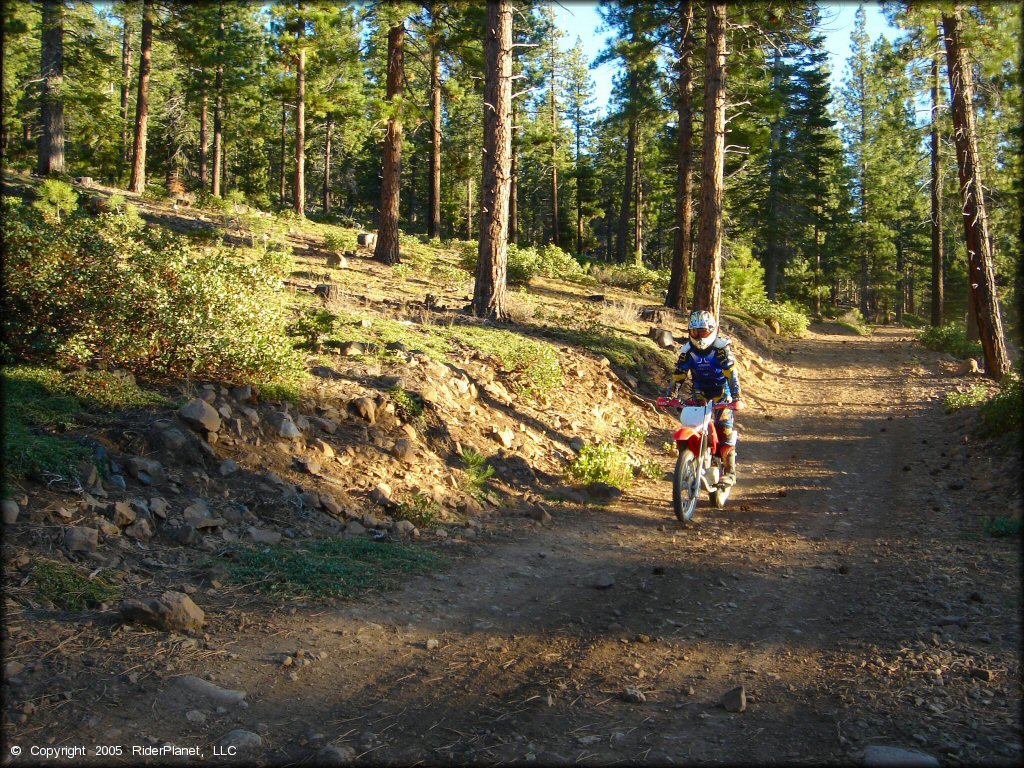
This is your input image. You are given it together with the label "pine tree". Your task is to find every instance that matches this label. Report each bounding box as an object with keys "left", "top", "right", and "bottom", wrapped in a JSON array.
[
  {"left": 128, "top": 0, "right": 154, "bottom": 193},
  {"left": 38, "top": 0, "right": 66, "bottom": 175}
]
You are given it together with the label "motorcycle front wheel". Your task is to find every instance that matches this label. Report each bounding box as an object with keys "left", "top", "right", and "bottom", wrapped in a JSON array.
[{"left": 673, "top": 447, "right": 701, "bottom": 522}]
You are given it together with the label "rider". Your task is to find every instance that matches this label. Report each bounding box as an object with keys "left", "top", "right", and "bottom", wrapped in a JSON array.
[{"left": 670, "top": 309, "right": 745, "bottom": 485}]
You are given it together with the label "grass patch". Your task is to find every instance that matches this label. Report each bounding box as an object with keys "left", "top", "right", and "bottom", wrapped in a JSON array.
[
  {"left": 389, "top": 387, "right": 424, "bottom": 423},
  {"left": 544, "top": 325, "right": 674, "bottom": 386},
  {"left": 227, "top": 538, "right": 443, "bottom": 599},
  {"left": 31, "top": 560, "right": 123, "bottom": 610},
  {"left": 943, "top": 384, "right": 990, "bottom": 413},
  {"left": 449, "top": 324, "right": 562, "bottom": 400},
  {"left": 981, "top": 516, "right": 1022, "bottom": 538}
]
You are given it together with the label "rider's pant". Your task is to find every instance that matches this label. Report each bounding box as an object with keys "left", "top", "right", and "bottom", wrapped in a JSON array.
[{"left": 716, "top": 407, "right": 737, "bottom": 447}]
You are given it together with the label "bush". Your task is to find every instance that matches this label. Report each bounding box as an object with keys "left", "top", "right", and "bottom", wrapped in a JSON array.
[
  {"left": 980, "top": 371, "right": 1022, "bottom": 435},
  {"left": 33, "top": 179, "right": 78, "bottom": 224},
  {"left": 589, "top": 263, "right": 670, "bottom": 294},
  {"left": 944, "top": 383, "right": 989, "bottom": 412},
  {"left": 289, "top": 308, "right": 337, "bottom": 350},
  {"left": 395, "top": 492, "right": 442, "bottom": 529},
  {"left": 920, "top": 322, "right": 984, "bottom": 359},
  {"left": 534, "top": 244, "right": 588, "bottom": 282},
  {"left": 457, "top": 241, "right": 538, "bottom": 285},
  {"left": 2, "top": 199, "right": 303, "bottom": 384},
  {"left": 323, "top": 229, "right": 357, "bottom": 253},
  {"left": 567, "top": 441, "right": 634, "bottom": 489},
  {"left": 454, "top": 325, "right": 562, "bottom": 399},
  {"left": 460, "top": 447, "right": 495, "bottom": 501},
  {"left": 719, "top": 244, "right": 809, "bottom": 336}
]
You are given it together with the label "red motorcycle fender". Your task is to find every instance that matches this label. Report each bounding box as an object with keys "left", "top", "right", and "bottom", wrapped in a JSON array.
[{"left": 673, "top": 427, "right": 695, "bottom": 442}]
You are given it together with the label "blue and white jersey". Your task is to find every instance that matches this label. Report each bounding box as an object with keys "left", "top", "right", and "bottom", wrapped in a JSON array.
[{"left": 673, "top": 336, "right": 741, "bottom": 400}]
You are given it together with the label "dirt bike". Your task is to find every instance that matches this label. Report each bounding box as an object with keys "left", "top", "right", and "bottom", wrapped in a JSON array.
[{"left": 655, "top": 397, "right": 740, "bottom": 522}]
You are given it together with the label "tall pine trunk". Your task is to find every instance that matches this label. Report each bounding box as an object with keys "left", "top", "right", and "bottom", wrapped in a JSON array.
[
  {"left": 38, "top": 0, "right": 65, "bottom": 176},
  {"left": 509, "top": 98, "right": 519, "bottom": 244},
  {"left": 279, "top": 97, "right": 287, "bottom": 205},
  {"left": 120, "top": 16, "right": 131, "bottom": 175},
  {"left": 549, "top": 36, "right": 560, "bottom": 248},
  {"left": 692, "top": 0, "right": 727, "bottom": 319},
  {"left": 294, "top": 15, "right": 306, "bottom": 217},
  {"left": 199, "top": 91, "right": 208, "bottom": 190},
  {"left": 616, "top": 113, "right": 637, "bottom": 263},
  {"left": 466, "top": 174, "right": 473, "bottom": 240},
  {"left": 212, "top": 0, "right": 224, "bottom": 197},
  {"left": 941, "top": 8, "right": 1010, "bottom": 380},
  {"left": 473, "top": 0, "right": 513, "bottom": 321},
  {"left": 633, "top": 148, "right": 643, "bottom": 266},
  {"left": 929, "top": 19, "right": 944, "bottom": 327},
  {"left": 428, "top": 30, "right": 443, "bottom": 239},
  {"left": 128, "top": 0, "right": 154, "bottom": 194},
  {"left": 666, "top": 0, "right": 695, "bottom": 310},
  {"left": 323, "top": 115, "right": 333, "bottom": 215},
  {"left": 764, "top": 52, "right": 784, "bottom": 300},
  {"left": 374, "top": 21, "right": 405, "bottom": 265}
]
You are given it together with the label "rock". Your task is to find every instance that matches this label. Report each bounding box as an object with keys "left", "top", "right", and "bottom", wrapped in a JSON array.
[
  {"left": 348, "top": 397, "right": 376, "bottom": 424},
  {"left": 126, "top": 457, "right": 167, "bottom": 486},
  {"left": 648, "top": 328, "right": 676, "bottom": 349},
  {"left": 216, "top": 729, "right": 262, "bottom": 753},
  {"left": 722, "top": 686, "right": 746, "bottom": 713},
  {"left": 119, "top": 591, "right": 205, "bottom": 632},
  {"left": 621, "top": 687, "right": 646, "bottom": 703},
  {"left": 310, "top": 416, "right": 338, "bottom": 434},
  {"left": 265, "top": 412, "right": 302, "bottom": 440},
  {"left": 320, "top": 493, "right": 342, "bottom": 516},
  {"left": 108, "top": 474, "right": 127, "bottom": 491},
  {"left": 969, "top": 667, "right": 995, "bottom": 682},
  {"left": 178, "top": 399, "right": 222, "bottom": 434},
  {"left": 169, "top": 524, "right": 198, "bottom": 545},
  {"left": 527, "top": 504, "right": 552, "bottom": 525},
  {"left": 370, "top": 483, "right": 396, "bottom": 509},
  {"left": 105, "top": 501, "right": 136, "bottom": 527},
  {"left": 248, "top": 527, "right": 282, "bottom": 546},
  {"left": 314, "top": 283, "right": 339, "bottom": 302},
  {"left": 185, "top": 710, "right": 207, "bottom": 725},
  {"left": 591, "top": 573, "right": 615, "bottom": 590},
  {"left": 862, "top": 746, "right": 940, "bottom": 767},
  {"left": 568, "top": 437, "right": 585, "bottom": 454},
  {"left": 125, "top": 518, "right": 153, "bottom": 542},
  {"left": 311, "top": 365, "right": 342, "bottom": 380},
  {"left": 5, "top": 660, "right": 26, "bottom": 680},
  {"left": 357, "top": 232, "right": 377, "bottom": 248},
  {"left": 293, "top": 457, "right": 321, "bottom": 476},
  {"left": 386, "top": 341, "right": 408, "bottom": 352},
  {"left": 299, "top": 492, "right": 321, "bottom": 509},
  {"left": 218, "top": 459, "right": 240, "bottom": 477},
  {"left": 96, "top": 518, "right": 120, "bottom": 536},
  {"left": 394, "top": 520, "right": 416, "bottom": 537},
  {"left": 391, "top": 438, "right": 415, "bottom": 463},
  {"left": 492, "top": 427, "right": 516, "bottom": 449},
  {"left": 231, "top": 385, "right": 254, "bottom": 403},
  {"left": 426, "top": 638, "right": 440, "bottom": 651},
  {"left": 768, "top": 318, "right": 782, "bottom": 335},
  {"left": 316, "top": 745, "right": 357, "bottom": 765},
  {"left": 77, "top": 461, "right": 99, "bottom": 488},
  {"left": 325, "top": 253, "right": 347, "bottom": 269},
  {"left": 587, "top": 294, "right": 606, "bottom": 302},
  {"left": 956, "top": 358, "right": 980, "bottom": 375},
  {"left": 587, "top": 482, "right": 623, "bottom": 502},
  {"left": 64, "top": 526, "right": 99, "bottom": 553},
  {"left": 151, "top": 426, "right": 190, "bottom": 453},
  {"left": 346, "top": 521, "right": 367, "bottom": 536},
  {"left": 183, "top": 503, "right": 222, "bottom": 529},
  {"left": 309, "top": 438, "right": 335, "bottom": 458},
  {"left": 2, "top": 499, "right": 19, "bottom": 525},
  {"left": 339, "top": 341, "right": 365, "bottom": 357}
]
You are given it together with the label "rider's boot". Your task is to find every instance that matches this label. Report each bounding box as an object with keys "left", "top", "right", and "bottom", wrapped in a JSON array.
[{"left": 720, "top": 445, "right": 737, "bottom": 486}]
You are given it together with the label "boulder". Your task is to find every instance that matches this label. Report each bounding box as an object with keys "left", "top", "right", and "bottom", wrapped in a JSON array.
[
  {"left": 247, "top": 527, "right": 282, "bottom": 546},
  {"left": 357, "top": 232, "right": 377, "bottom": 248},
  {"left": 126, "top": 456, "right": 167, "bottom": 485},
  {"left": 2, "top": 499, "right": 19, "bottom": 525},
  {"left": 105, "top": 501, "right": 136, "bottom": 527},
  {"left": 169, "top": 675, "right": 246, "bottom": 705},
  {"left": 569, "top": 437, "right": 585, "bottom": 454},
  {"left": 492, "top": 427, "right": 516, "bottom": 449},
  {"left": 722, "top": 686, "right": 746, "bottom": 713},
  {"left": 216, "top": 730, "right": 262, "bottom": 753},
  {"left": 648, "top": 327, "right": 676, "bottom": 349},
  {"left": 178, "top": 399, "right": 222, "bottom": 434},
  {"left": 118, "top": 591, "right": 205, "bottom": 632},
  {"left": 348, "top": 397, "right": 376, "bottom": 424},
  {"left": 230, "top": 385, "right": 254, "bottom": 403},
  {"left": 149, "top": 497, "right": 168, "bottom": 519},
  {"left": 957, "top": 358, "right": 980, "bottom": 375},
  {"left": 314, "top": 283, "right": 339, "bottom": 302},
  {"left": 311, "top": 365, "right": 342, "bottom": 380},
  {"left": 218, "top": 459, "right": 240, "bottom": 477},
  {"left": 124, "top": 518, "right": 153, "bottom": 542},
  {"left": 325, "top": 253, "right": 348, "bottom": 269},
  {"left": 391, "top": 439, "right": 415, "bottom": 463},
  {"left": 265, "top": 412, "right": 302, "bottom": 440},
  {"left": 320, "top": 493, "right": 343, "bottom": 516},
  {"left": 310, "top": 416, "right": 338, "bottom": 434}
]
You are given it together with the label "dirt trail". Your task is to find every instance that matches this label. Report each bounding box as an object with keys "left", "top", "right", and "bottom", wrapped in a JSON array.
[{"left": 10, "top": 326, "right": 1022, "bottom": 765}]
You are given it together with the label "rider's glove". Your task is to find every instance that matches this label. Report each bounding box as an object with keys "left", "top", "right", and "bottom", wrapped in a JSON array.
[
  {"left": 672, "top": 373, "right": 687, "bottom": 383},
  {"left": 733, "top": 398, "right": 746, "bottom": 412}
]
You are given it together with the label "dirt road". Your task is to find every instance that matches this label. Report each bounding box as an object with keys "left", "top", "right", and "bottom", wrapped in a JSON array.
[{"left": 10, "top": 326, "right": 1021, "bottom": 766}]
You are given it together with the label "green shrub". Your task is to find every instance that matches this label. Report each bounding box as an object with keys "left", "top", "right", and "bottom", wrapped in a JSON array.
[
  {"left": 979, "top": 371, "right": 1022, "bottom": 435},
  {"left": 3, "top": 199, "right": 303, "bottom": 384},
  {"left": 227, "top": 538, "right": 443, "bottom": 599},
  {"left": 589, "top": 263, "right": 670, "bottom": 294},
  {"left": 618, "top": 418, "right": 648, "bottom": 450},
  {"left": 457, "top": 241, "right": 538, "bottom": 285},
  {"left": 636, "top": 459, "right": 663, "bottom": 480},
  {"left": 32, "top": 560, "right": 123, "bottom": 610},
  {"left": 289, "top": 308, "right": 337, "bottom": 350},
  {"left": 721, "top": 243, "right": 766, "bottom": 308},
  {"left": 981, "top": 515, "right": 1022, "bottom": 538},
  {"left": 460, "top": 446, "right": 495, "bottom": 500},
  {"left": 920, "top": 322, "right": 984, "bottom": 359},
  {"left": 393, "top": 263, "right": 413, "bottom": 280},
  {"left": 323, "top": 230, "right": 357, "bottom": 253},
  {"left": 33, "top": 179, "right": 78, "bottom": 224},
  {"left": 567, "top": 441, "right": 634, "bottom": 489},
  {"left": 389, "top": 387, "right": 424, "bottom": 423},
  {"left": 534, "top": 244, "right": 588, "bottom": 281},
  {"left": 430, "top": 263, "right": 467, "bottom": 292},
  {"left": 944, "top": 384, "right": 989, "bottom": 412},
  {"left": 395, "top": 492, "right": 442, "bottom": 529},
  {"left": 900, "top": 312, "right": 928, "bottom": 328}
]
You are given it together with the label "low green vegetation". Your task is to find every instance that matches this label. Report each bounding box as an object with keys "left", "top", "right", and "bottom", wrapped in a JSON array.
[
  {"left": 617, "top": 418, "right": 648, "bottom": 450},
  {"left": 589, "top": 263, "right": 669, "bottom": 294},
  {"left": 981, "top": 515, "right": 1022, "bottom": 538},
  {"left": 979, "top": 371, "right": 1022, "bottom": 436},
  {"left": 452, "top": 325, "right": 562, "bottom": 400},
  {"left": 289, "top": 307, "right": 338, "bottom": 351},
  {"left": 31, "top": 560, "right": 123, "bottom": 610},
  {"left": 457, "top": 241, "right": 589, "bottom": 285},
  {"left": 544, "top": 325, "right": 674, "bottom": 387},
  {"left": 389, "top": 387, "right": 424, "bottom": 423},
  {"left": 460, "top": 446, "right": 495, "bottom": 501},
  {"left": 3, "top": 199, "right": 304, "bottom": 387},
  {"left": 721, "top": 245, "right": 810, "bottom": 336},
  {"left": 394, "top": 492, "right": 443, "bottom": 530},
  {"left": 920, "top": 321, "right": 984, "bottom": 359},
  {"left": 32, "top": 178, "right": 78, "bottom": 224},
  {"left": 3, "top": 365, "right": 167, "bottom": 483},
  {"left": 567, "top": 441, "right": 635, "bottom": 489},
  {"left": 227, "top": 538, "right": 443, "bottom": 599},
  {"left": 943, "top": 383, "right": 990, "bottom": 413}
]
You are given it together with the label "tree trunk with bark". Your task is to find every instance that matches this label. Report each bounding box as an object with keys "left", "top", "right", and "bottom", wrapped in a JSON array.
[
  {"left": 509, "top": 98, "right": 519, "bottom": 245},
  {"left": 941, "top": 8, "right": 1010, "bottom": 380},
  {"left": 764, "top": 51, "right": 784, "bottom": 300},
  {"left": 38, "top": 0, "right": 65, "bottom": 176},
  {"left": 929, "top": 19, "right": 944, "bottom": 327},
  {"left": 294, "top": 15, "right": 306, "bottom": 217},
  {"left": 666, "top": 0, "right": 695, "bottom": 310},
  {"left": 279, "top": 99, "right": 287, "bottom": 205},
  {"left": 549, "top": 38, "right": 560, "bottom": 248},
  {"left": 199, "top": 91, "right": 208, "bottom": 190},
  {"left": 633, "top": 148, "right": 643, "bottom": 266},
  {"left": 374, "top": 21, "right": 405, "bottom": 265},
  {"left": 120, "top": 16, "right": 131, "bottom": 175},
  {"left": 429, "top": 34, "right": 443, "bottom": 239},
  {"left": 323, "top": 115, "right": 333, "bottom": 214},
  {"left": 466, "top": 174, "right": 473, "bottom": 240},
  {"left": 473, "top": 0, "right": 513, "bottom": 321},
  {"left": 128, "top": 0, "right": 154, "bottom": 193},
  {"left": 616, "top": 113, "right": 637, "bottom": 263},
  {"left": 212, "top": 0, "right": 224, "bottom": 197},
  {"left": 692, "top": 0, "right": 727, "bottom": 319}
]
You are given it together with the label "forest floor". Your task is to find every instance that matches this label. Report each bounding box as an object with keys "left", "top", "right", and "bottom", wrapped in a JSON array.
[{"left": 2, "top": 181, "right": 1022, "bottom": 766}]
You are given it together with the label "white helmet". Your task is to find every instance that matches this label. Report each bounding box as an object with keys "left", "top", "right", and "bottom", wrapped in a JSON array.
[{"left": 687, "top": 310, "right": 718, "bottom": 351}]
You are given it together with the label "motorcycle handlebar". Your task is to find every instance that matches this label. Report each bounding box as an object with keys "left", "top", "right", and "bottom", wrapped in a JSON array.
[{"left": 655, "top": 396, "right": 739, "bottom": 411}]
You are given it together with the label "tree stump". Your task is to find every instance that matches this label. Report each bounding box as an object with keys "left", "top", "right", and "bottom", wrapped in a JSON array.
[
  {"left": 357, "top": 233, "right": 377, "bottom": 249},
  {"left": 641, "top": 306, "right": 669, "bottom": 323},
  {"left": 314, "top": 284, "right": 339, "bottom": 302}
]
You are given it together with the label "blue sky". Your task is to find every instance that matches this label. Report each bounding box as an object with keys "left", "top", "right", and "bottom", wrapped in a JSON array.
[{"left": 551, "top": 1, "right": 899, "bottom": 118}]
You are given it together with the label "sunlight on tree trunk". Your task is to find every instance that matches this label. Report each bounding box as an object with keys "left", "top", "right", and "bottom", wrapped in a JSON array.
[
  {"left": 666, "top": 0, "right": 695, "bottom": 311},
  {"left": 128, "top": 0, "right": 154, "bottom": 194},
  {"left": 374, "top": 21, "right": 405, "bottom": 265}
]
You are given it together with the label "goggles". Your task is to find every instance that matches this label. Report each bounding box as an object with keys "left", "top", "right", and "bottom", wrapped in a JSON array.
[{"left": 688, "top": 327, "right": 714, "bottom": 339}]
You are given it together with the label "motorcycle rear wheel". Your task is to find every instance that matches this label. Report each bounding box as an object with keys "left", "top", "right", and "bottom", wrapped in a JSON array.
[{"left": 673, "top": 448, "right": 700, "bottom": 522}]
